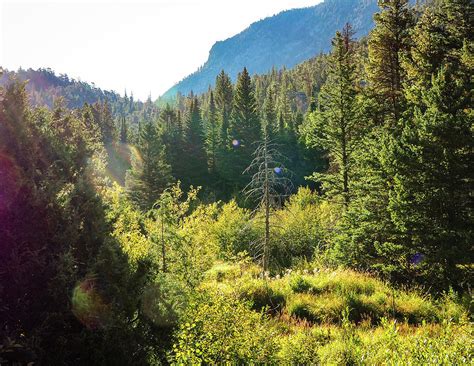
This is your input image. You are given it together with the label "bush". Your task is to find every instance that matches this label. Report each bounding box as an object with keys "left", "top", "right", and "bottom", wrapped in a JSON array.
[
  {"left": 269, "top": 188, "right": 332, "bottom": 269},
  {"left": 210, "top": 200, "right": 259, "bottom": 258},
  {"left": 170, "top": 293, "right": 279, "bottom": 365},
  {"left": 359, "top": 319, "right": 473, "bottom": 364}
]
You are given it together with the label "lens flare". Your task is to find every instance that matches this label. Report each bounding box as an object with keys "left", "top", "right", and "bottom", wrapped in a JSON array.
[
  {"left": 410, "top": 253, "right": 424, "bottom": 266},
  {"left": 102, "top": 143, "right": 138, "bottom": 185},
  {"left": 72, "top": 278, "right": 110, "bottom": 330},
  {"left": 141, "top": 275, "right": 186, "bottom": 328}
]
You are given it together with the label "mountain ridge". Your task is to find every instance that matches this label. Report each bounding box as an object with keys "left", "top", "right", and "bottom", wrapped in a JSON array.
[{"left": 161, "top": 0, "right": 379, "bottom": 99}]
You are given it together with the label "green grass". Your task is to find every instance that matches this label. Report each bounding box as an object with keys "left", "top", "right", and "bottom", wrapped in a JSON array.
[
  {"left": 172, "top": 262, "right": 472, "bottom": 365},
  {"left": 202, "top": 263, "right": 468, "bottom": 326}
]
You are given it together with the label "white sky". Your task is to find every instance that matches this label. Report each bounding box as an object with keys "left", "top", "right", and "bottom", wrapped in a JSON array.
[{"left": 1, "top": 0, "right": 322, "bottom": 100}]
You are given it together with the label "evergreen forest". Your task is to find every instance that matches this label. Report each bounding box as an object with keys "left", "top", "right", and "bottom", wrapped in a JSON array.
[{"left": 0, "top": 0, "right": 472, "bottom": 364}]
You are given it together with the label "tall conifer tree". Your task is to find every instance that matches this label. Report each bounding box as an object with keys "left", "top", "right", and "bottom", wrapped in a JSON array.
[
  {"left": 126, "top": 121, "right": 172, "bottom": 210},
  {"left": 303, "top": 24, "right": 363, "bottom": 207},
  {"left": 368, "top": 0, "right": 413, "bottom": 125},
  {"left": 228, "top": 67, "right": 261, "bottom": 188}
]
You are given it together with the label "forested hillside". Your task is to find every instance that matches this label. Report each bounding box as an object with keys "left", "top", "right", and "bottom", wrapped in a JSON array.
[
  {"left": 0, "top": 67, "right": 156, "bottom": 119},
  {"left": 0, "top": 0, "right": 472, "bottom": 364},
  {"left": 161, "top": 0, "right": 379, "bottom": 98}
]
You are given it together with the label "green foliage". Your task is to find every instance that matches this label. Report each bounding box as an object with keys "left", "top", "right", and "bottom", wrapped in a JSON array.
[
  {"left": 302, "top": 24, "right": 365, "bottom": 206},
  {"left": 270, "top": 188, "right": 337, "bottom": 268},
  {"left": 227, "top": 67, "right": 261, "bottom": 187},
  {"left": 170, "top": 293, "right": 279, "bottom": 365},
  {"left": 209, "top": 200, "right": 258, "bottom": 257},
  {"left": 187, "top": 263, "right": 472, "bottom": 364},
  {"left": 367, "top": 0, "right": 413, "bottom": 124},
  {"left": 290, "top": 275, "right": 313, "bottom": 293},
  {"left": 237, "top": 279, "right": 286, "bottom": 312},
  {"left": 126, "top": 121, "right": 173, "bottom": 210},
  {"left": 182, "top": 97, "right": 208, "bottom": 188},
  {"left": 2, "top": 0, "right": 472, "bottom": 363}
]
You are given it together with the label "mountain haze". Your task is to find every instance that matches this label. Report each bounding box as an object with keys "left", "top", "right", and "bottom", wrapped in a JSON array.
[{"left": 162, "top": 0, "right": 379, "bottom": 99}]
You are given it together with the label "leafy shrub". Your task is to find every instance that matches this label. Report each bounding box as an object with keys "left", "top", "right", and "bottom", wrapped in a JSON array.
[
  {"left": 359, "top": 319, "right": 473, "bottom": 364},
  {"left": 210, "top": 200, "right": 258, "bottom": 258},
  {"left": 269, "top": 188, "right": 333, "bottom": 269},
  {"left": 140, "top": 273, "right": 189, "bottom": 328},
  {"left": 170, "top": 293, "right": 279, "bottom": 365},
  {"left": 318, "top": 307, "right": 362, "bottom": 365}
]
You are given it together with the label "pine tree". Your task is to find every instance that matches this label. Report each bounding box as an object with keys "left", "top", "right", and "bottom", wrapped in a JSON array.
[
  {"left": 277, "top": 73, "right": 293, "bottom": 133},
  {"left": 120, "top": 116, "right": 128, "bottom": 143},
  {"left": 205, "top": 91, "right": 220, "bottom": 175},
  {"left": 126, "top": 121, "right": 173, "bottom": 210},
  {"left": 215, "top": 70, "right": 233, "bottom": 113},
  {"left": 303, "top": 24, "right": 364, "bottom": 207},
  {"left": 228, "top": 67, "right": 261, "bottom": 188},
  {"left": 98, "top": 100, "right": 116, "bottom": 144},
  {"left": 367, "top": 0, "right": 414, "bottom": 125},
  {"left": 263, "top": 87, "right": 277, "bottom": 139},
  {"left": 214, "top": 70, "right": 233, "bottom": 148},
  {"left": 381, "top": 0, "right": 474, "bottom": 288},
  {"left": 183, "top": 97, "right": 208, "bottom": 187}
]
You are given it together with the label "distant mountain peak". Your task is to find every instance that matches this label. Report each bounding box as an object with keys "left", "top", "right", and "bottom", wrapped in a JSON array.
[{"left": 161, "top": 0, "right": 378, "bottom": 100}]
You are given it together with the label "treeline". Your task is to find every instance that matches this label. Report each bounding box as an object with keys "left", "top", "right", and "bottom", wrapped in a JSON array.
[{"left": 142, "top": 62, "right": 328, "bottom": 204}]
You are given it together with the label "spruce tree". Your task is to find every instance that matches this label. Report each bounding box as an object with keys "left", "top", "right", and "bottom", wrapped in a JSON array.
[
  {"left": 263, "top": 87, "right": 277, "bottom": 139},
  {"left": 126, "top": 121, "right": 173, "bottom": 210},
  {"left": 228, "top": 67, "right": 261, "bottom": 188},
  {"left": 215, "top": 70, "right": 233, "bottom": 114},
  {"left": 381, "top": 0, "right": 474, "bottom": 288},
  {"left": 183, "top": 97, "right": 208, "bottom": 187},
  {"left": 303, "top": 24, "right": 364, "bottom": 207},
  {"left": 205, "top": 91, "right": 220, "bottom": 175},
  {"left": 98, "top": 100, "right": 116, "bottom": 144},
  {"left": 214, "top": 70, "right": 233, "bottom": 148},
  {"left": 367, "top": 0, "right": 414, "bottom": 125},
  {"left": 120, "top": 116, "right": 128, "bottom": 144}
]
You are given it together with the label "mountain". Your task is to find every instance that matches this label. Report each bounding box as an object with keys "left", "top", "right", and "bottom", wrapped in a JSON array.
[
  {"left": 0, "top": 67, "right": 154, "bottom": 119},
  {"left": 161, "top": 0, "right": 379, "bottom": 99},
  {"left": 0, "top": 68, "right": 125, "bottom": 110}
]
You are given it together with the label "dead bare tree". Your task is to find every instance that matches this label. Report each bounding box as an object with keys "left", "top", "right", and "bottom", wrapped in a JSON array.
[{"left": 243, "top": 131, "right": 293, "bottom": 272}]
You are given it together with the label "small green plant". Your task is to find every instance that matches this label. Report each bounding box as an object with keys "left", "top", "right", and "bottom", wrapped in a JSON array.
[
  {"left": 290, "top": 275, "right": 313, "bottom": 293},
  {"left": 238, "top": 279, "right": 286, "bottom": 312}
]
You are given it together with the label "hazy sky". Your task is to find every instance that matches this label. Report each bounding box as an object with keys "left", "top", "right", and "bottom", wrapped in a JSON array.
[{"left": 1, "top": 0, "right": 322, "bottom": 100}]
